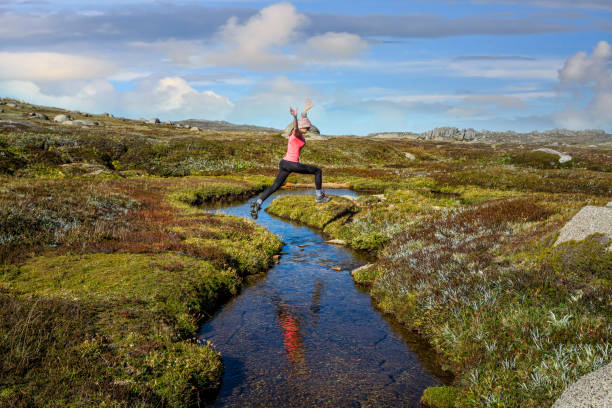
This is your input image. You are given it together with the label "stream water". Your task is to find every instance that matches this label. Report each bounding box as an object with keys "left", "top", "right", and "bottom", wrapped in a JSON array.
[{"left": 197, "top": 189, "right": 447, "bottom": 407}]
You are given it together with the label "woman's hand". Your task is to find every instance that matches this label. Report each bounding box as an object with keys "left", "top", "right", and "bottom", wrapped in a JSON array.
[
  {"left": 289, "top": 107, "right": 298, "bottom": 117},
  {"left": 304, "top": 99, "right": 313, "bottom": 112}
]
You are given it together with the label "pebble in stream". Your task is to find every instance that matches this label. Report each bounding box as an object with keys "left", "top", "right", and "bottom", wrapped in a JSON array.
[{"left": 198, "top": 189, "right": 445, "bottom": 407}]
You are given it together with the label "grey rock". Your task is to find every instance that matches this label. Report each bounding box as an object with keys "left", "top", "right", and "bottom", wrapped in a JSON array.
[
  {"left": 421, "top": 127, "right": 477, "bottom": 141},
  {"left": 146, "top": 118, "right": 161, "bottom": 124},
  {"left": 29, "top": 112, "right": 49, "bottom": 120},
  {"left": 551, "top": 362, "right": 611, "bottom": 408},
  {"left": 554, "top": 205, "right": 612, "bottom": 250},
  {"left": 607, "top": 202, "right": 612, "bottom": 208},
  {"left": 103, "top": 113, "right": 114, "bottom": 118},
  {"left": 533, "top": 148, "right": 572, "bottom": 163},
  {"left": 0, "top": 109, "right": 3, "bottom": 113},
  {"left": 190, "top": 126, "right": 200, "bottom": 131},
  {"left": 404, "top": 152, "right": 416, "bottom": 160},
  {"left": 281, "top": 122, "right": 328, "bottom": 140},
  {"left": 368, "top": 128, "right": 612, "bottom": 147},
  {"left": 53, "top": 114, "right": 72, "bottom": 123},
  {"left": 325, "top": 239, "right": 347, "bottom": 245},
  {"left": 177, "top": 119, "right": 279, "bottom": 133},
  {"left": 6, "top": 103, "right": 17, "bottom": 108},
  {"left": 71, "top": 120, "right": 99, "bottom": 126},
  {"left": 0, "top": 101, "right": 5, "bottom": 105}
]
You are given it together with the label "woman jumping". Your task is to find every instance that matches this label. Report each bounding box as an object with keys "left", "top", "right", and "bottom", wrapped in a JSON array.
[{"left": 250, "top": 99, "right": 331, "bottom": 220}]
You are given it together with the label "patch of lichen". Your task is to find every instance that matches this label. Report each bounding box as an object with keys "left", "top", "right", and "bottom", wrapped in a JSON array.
[{"left": 421, "top": 386, "right": 458, "bottom": 408}]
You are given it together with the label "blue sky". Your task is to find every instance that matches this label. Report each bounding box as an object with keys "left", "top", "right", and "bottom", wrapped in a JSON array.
[{"left": 0, "top": 0, "right": 610, "bottom": 135}]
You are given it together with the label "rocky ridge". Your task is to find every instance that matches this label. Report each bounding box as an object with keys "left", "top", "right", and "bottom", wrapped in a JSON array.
[{"left": 369, "top": 127, "right": 612, "bottom": 146}]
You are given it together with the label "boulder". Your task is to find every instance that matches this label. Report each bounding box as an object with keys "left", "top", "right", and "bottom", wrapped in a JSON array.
[
  {"left": 404, "top": 152, "right": 416, "bottom": 160},
  {"left": 281, "top": 122, "right": 328, "bottom": 140},
  {"left": 190, "top": 126, "right": 200, "bottom": 131},
  {"left": 325, "top": 239, "right": 347, "bottom": 245},
  {"left": 0, "top": 109, "right": 3, "bottom": 113},
  {"left": 551, "top": 362, "right": 611, "bottom": 408},
  {"left": 53, "top": 114, "right": 72, "bottom": 123},
  {"left": 6, "top": 103, "right": 17, "bottom": 108},
  {"left": 103, "top": 113, "right": 114, "bottom": 118},
  {"left": 71, "top": 120, "right": 99, "bottom": 126},
  {"left": 146, "top": 118, "right": 161, "bottom": 124},
  {"left": 555, "top": 205, "right": 612, "bottom": 250},
  {"left": 29, "top": 112, "right": 49, "bottom": 120},
  {"left": 533, "top": 148, "right": 572, "bottom": 163}
]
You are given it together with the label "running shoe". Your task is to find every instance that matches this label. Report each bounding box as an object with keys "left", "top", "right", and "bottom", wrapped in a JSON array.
[
  {"left": 249, "top": 201, "right": 261, "bottom": 219},
  {"left": 315, "top": 193, "right": 331, "bottom": 203}
]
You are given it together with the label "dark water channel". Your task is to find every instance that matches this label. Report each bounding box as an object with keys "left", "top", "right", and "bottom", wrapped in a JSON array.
[{"left": 197, "top": 189, "right": 447, "bottom": 407}]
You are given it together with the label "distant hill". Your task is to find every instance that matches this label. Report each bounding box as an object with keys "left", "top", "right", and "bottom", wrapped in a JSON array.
[
  {"left": 369, "top": 127, "right": 612, "bottom": 147},
  {"left": 176, "top": 119, "right": 280, "bottom": 133}
]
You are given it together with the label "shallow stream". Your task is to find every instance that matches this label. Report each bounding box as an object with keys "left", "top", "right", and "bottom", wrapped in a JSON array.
[{"left": 198, "top": 189, "right": 448, "bottom": 407}]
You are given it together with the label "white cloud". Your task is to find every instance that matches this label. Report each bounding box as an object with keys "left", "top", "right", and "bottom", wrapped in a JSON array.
[
  {"left": 0, "top": 52, "right": 117, "bottom": 81},
  {"left": 0, "top": 76, "right": 233, "bottom": 120},
  {"left": 200, "top": 2, "right": 308, "bottom": 70},
  {"left": 553, "top": 41, "right": 612, "bottom": 129},
  {"left": 122, "top": 76, "right": 233, "bottom": 118},
  {"left": 302, "top": 32, "right": 368, "bottom": 60},
  {"left": 558, "top": 40, "right": 611, "bottom": 88}
]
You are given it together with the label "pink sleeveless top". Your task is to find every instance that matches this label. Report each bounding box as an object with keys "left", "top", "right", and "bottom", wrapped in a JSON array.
[{"left": 283, "top": 130, "right": 305, "bottom": 162}]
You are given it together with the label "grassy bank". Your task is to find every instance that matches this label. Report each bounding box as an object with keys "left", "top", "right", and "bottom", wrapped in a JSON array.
[
  {"left": 0, "top": 175, "right": 282, "bottom": 407},
  {"left": 267, "top": 188, "right": 611, "bottom": 407},
  {"left": 2, "top": 98, "right": 611, "bottom": 407}
]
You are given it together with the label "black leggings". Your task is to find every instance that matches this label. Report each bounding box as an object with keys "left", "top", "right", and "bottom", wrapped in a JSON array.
[{"left": 259, "top": 159, "right": 322, "bottom": 202}]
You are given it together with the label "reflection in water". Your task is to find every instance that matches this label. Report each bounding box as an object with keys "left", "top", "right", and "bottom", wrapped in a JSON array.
[
  {"left": 274, "top": 280, "right": 324, "bottom": 366},
  {"left": 277, "top": 303, "right": 305, "bottom": 364},
  {"left": 198, "top": 190, "right": 447, "bottom": 407}
]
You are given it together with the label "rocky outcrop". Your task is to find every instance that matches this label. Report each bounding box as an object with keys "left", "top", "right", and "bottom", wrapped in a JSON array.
[
  {"left": 176, "top": 119, "right": 279, "bottom": 133},
  {"left": 146, "top": 118, "right": 161, "bottom": 124},
  {"left": 369, "top": 128, "right": 612, "bottom": 146},
  {"left": 29, "top": 112, "right": 49, "bottom": 120},
  {"left": 551, "top": 362, "right": 611, "bottom": 408},
  {"left": 70, "top": 120, "right": 99, "bottom": 126},
  {"left": 53, "top": 114, "right": 72, "bottom": 123},
  {"left": 555, "top": 205, "right": 612, "bottom": 250},
  {"left": 281, "top": 122, "right": 328, "bottom": 140}
]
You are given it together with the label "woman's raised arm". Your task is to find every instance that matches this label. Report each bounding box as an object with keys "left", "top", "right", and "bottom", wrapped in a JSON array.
[{"left": 289, "top": 106, "right": 301, "bottom": 138}]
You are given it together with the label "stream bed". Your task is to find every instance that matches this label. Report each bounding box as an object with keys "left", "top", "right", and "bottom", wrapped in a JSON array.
[{"left": 198, "top": 189, "right": 448, "bottom": 407}]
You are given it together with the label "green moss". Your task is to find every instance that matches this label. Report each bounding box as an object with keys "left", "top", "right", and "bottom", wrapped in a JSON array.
[
  {"left": 145, "top": 339, "right": 223, "bottom": 408},
  {"left": 351, "top": 264, "right": 379, "bottom": 285},
  {"left": 507, "top": 150, "right": 573, "bottom": 169},
  {"left": 266, "top": 195, "right": 356, "bottom": 229},
  {"left": 542, "top": 233, "right": 612, "bottom": 286},
  {"left": 7, "top": 252, "right": 240, "bottom": 332},
  {"left": 421, "top": 386, "right": 458, "bottom": 408}
]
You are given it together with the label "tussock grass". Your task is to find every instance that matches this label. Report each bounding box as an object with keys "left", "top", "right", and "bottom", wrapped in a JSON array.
[{"left": 1, "top": 169, "right": 282, "bottom": 406}]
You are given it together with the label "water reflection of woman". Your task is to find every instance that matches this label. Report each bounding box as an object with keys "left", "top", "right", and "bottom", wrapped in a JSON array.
[
  {"left": 277, "top": 305, "right": 305, "bottom": 364},
  {"left": 275, "top": 280, "right": 324, "bottom": 365}
]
